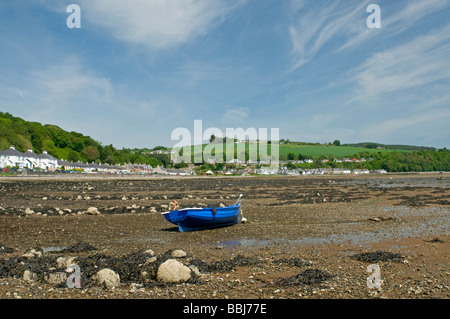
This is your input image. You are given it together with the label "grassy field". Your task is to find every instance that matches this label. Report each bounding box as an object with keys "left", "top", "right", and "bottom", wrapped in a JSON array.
[
  {"left": 179, "top": 142, "right": 412, "bottom": 160},
  {"left": 278, "top": 144, "right": 411, "bottom": 158}
]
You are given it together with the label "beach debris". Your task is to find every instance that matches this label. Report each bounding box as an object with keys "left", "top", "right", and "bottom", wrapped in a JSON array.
[{"left": 369, "top": 216, "right": 395, "bottom": 222}]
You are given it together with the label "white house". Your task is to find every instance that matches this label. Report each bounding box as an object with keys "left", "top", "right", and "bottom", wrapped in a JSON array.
[
  {"left": 0, "top": 150, "right": 8, "bottom": 168},
  {"left": 0, "top": 146, "right": 58, "bottom": 170},
  {"left": 37, "top": 150, "right": 58, "bottom": 169}
]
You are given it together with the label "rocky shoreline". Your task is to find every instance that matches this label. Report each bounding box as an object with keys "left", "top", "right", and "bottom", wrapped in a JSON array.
[{"left": 0, "top": 174, "right": 449, "bottom": 300}]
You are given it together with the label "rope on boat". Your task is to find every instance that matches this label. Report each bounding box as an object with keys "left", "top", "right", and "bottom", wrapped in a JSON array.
[{"left": 169, "top": 200, "right": 179, "bottom": 211}]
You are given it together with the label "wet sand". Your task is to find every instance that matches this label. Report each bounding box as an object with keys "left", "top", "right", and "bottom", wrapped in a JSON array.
[{"left": 0, "top": 173, "right": 449, "bottom": 299}]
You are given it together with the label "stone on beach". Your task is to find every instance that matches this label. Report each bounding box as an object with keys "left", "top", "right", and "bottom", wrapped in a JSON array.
[
  {"left": 95, "top": 268, "right": 120, "bottom": 289},
  {"left": 23, "top": 270, "right": 38, "bottom": 282},
  {"left": 85, "top": 207, "right": 100, "bottom": 215},
  {"left": 46, "top": 272, "right": 67, "bottom": 286},
  {"left": 171, "top": 249, "right": 187, "bottom": 258},
  {"left": 157, "top": 259, "right": 192, "bottom": 283},
  {"left": 56, "top": 256, "right": 77, "bottom": 268},
  {"left": 22, "top": 248, "right": 42, "bottom": 258}
]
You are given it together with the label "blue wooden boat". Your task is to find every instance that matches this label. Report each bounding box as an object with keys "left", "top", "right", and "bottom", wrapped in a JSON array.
[{"left": 162, "top": 195, "right": 242, "bottom": 232}]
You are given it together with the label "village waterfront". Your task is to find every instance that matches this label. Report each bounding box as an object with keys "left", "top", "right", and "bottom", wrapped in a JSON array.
[{"left": 0, "top": 173, "right": 448, "bottom": 299}]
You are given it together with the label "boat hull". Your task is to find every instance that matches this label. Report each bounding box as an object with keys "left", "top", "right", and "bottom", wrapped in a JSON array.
[{"left": 162, "top": 204, "right": 241, "bottom": 232}]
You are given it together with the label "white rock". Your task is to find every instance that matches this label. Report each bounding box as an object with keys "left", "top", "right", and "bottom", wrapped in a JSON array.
[
  {"left": 85, "top": 207, "right": 100, "bottom": 215},
  {"left": 189, "top": 265, "right": 202, "bottom": 276},
  {"left": 25, "top": 208, "right": 35, "bottom": 215},
  {"left": 171, "top": 249, "right": 187, "bottom": 258},
  {"left": 144, "top": 257, "right": 157, "bottom": 265},
  {"left": 23, "top": 270, "right": 37, "bottom": 281},
  {"left": 22, "top": 249, "right": 42, "bottom": 258},
  {"left": 144, "top": 249, "right": 155, "bottom": 256},
  {"left": 95, "top": 268, "right": 120, "bottom": 289},
  {"left": 47, "top": 272, "right": 67, "bottom": 285},
  {"left": 157, "top": 259, "right": 191, "bottom": 283},
  {"left": 56, "top": 256, "right": 77, "bottom": 268}
]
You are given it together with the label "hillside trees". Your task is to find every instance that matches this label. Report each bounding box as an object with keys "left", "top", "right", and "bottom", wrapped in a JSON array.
[{"left": 0, "top": 112, "right": 165, "bottom": 167}]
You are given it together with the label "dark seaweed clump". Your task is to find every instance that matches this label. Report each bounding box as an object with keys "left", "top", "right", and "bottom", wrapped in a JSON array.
[
  {"left": 0, "top": 244, "right": 15, "bottom": 254},
  {"left": 351, "top": 251, "right": 404, "bottom": 263},
  {"left": 190, "top": 255, "right": 261, "bottom": 273},
  {"left": 277, "top": 269, "right": 335, "bottom": 286},
  {"left": 427, "top": 238, "right": 444, "bottom": 243}
]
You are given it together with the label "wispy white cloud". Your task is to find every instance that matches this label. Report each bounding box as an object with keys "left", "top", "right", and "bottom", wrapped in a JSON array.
[
  {"left": 338, "top": 0, "right": 450, "bottom": 52},
  {"left": 221, "top": 107, "right": 250, "bottom": 124},
  {"left": 78, "top": 0, "right": 245, "bottom": 51},
  {"left": 351, "top": 24, "right": 450, "bottom": 103},
  {"left": 360, "top": 108, "right": 450, "bottom": 145},
  {"left": 288, "top": 0, "right": 370, "bottom": 70}
]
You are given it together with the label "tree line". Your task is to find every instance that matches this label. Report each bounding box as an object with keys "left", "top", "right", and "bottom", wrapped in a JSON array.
[
  {"left": 0, "top": 112, "right": 166, "bottom": 167},
  {"left": 285, "top": 149, "right": 450, "bottom": 172}
]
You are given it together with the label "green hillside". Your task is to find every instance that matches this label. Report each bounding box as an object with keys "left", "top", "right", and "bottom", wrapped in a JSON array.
[
  {"left": 0, "top": 112, "right": 164, "bottom": 166},
  {"left": 174, "top": 140, "right": 449, "bottom": 172},
  {"left": 180, "top": 140, "right": 411, "bottom": 160},
  {"left": 278, "top": 143, "right": 411, "bottom": 158}
]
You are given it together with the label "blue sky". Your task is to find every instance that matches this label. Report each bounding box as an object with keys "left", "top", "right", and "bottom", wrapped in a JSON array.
[{"left": 1, "top": 0, "right": 449, "bottom": 149}]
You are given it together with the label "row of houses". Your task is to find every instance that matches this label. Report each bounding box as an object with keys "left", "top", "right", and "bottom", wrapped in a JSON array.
[
  {"left": 0, "top": 146, "right": 59, "bottom": 170},
  {"left": 279, "top": 168, "right": 387, "bottom": 175},
  {"left": 1, "top": 146, "right": 387, "bottom": 176},
  {"left": 211, "top": 167, "right": 387, "bottom": 176},
  {"left": 0, "top": 146, "right": 152, "bottom": 174},
  {"left": 58, "top": 160, "right": 127, "bottom": 174}
]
